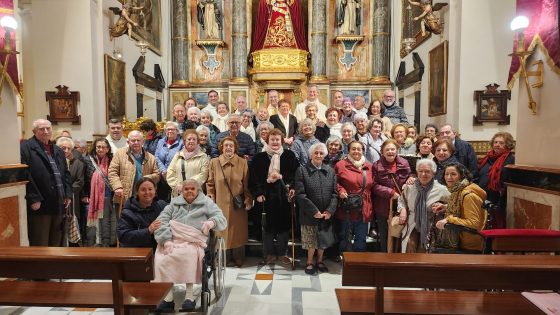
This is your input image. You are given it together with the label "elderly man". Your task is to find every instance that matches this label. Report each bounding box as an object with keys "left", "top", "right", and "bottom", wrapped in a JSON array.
[
  {"left": 201, "top": 90, "right": 219, "bottom": 119},
  {"left": 234, "top": 95, "right": 249, "bottom": 115},
  {"left": 397, "top": 159, "right": 450, "bottom": 253},
  {"left": 294, "top": 85, "right": 327, "bottom": 123},
  {"left": 266, "top": 90, "right": 280, "bottom": 116},
  {"left": 353, "top": 95, "right": 367, "bottom": 114},
  {"left": 173, "top": 103, "right": 197, "bottom": 134},
  {"left": 382, "top": 89, "right": 408, "bottom": 124},
  {"left": 106, "top": 118, "right": 128, "bottom": 154},
  {"left": 332, "top": 90, "right": 344, "bottom": 110},
  {"left": 21, "top": 118, "right": 72, "bottom": 246},
  {"left": 109, "top": 131, "right": 160, "bottom": 206},
  {"left": 211, "top": 114, "right": 255, "bottom": 160},
  {"left": 439, "top": 123, "right": 478, "bottom": 179}
]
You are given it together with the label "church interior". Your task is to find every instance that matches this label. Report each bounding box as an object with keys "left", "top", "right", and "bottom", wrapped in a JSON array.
[{"left": 1, "top": 0, "right": 560, "bottom": 314}]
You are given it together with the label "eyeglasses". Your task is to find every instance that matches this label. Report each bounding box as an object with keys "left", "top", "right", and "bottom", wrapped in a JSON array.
[
  {"left": 228, "top": 121, "right": 241, "bottom": 125},
  {"left": 165, "top": 128, "right": 178, "bottom": 132}
]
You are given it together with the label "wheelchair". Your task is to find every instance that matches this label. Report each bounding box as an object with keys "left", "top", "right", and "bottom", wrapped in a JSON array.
[{"left": 200, "top": 230, "right": 226, "bottom": 313}]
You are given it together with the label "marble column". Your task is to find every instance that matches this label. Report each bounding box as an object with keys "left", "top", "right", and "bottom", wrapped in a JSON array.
[
  {"left": 310, "top": 0, "right": 327, "bottom": 82},
  {"left": 172, "top": 0, "right": 189, "bottom": 85},
  {"left": 231, "top": 0, "right": 248, "bottom": 83},
  {"left": 371, "top": 0, "right": 391, "bottom": 84}
]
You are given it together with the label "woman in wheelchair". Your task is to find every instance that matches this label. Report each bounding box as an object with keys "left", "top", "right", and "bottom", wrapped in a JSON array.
[
  {"left": 153, "top": 179, "right": 227, "bottom": 312},
  {"left": 432, "top": 162, "right": 487, "bottom": 252}
]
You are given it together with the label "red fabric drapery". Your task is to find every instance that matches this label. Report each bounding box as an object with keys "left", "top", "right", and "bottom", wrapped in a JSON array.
[
  {"left": 250, "top": 0, "right": 308, "bottom": 53},
  {"left": 0, "top": 0, "right": 19, "bottom": 92},
  {"left": 508, "top": 0, "right": 560, "bottom": 86}
]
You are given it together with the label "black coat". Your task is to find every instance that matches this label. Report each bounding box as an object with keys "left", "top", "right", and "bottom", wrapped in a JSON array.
[
  {"left": 294, "top": 163, "right": 338, "bottom": 226},
  {"left": 476, "top": 152, "right": 515, "bottom": 209},
  {"left": 434, "top": 155, "right": 459, "bottom": 185},
  {"left": 117, "top": 197, "right": 168, "bottom": 249},
  {"left": 249, "top": 151, "right": 299, "bottom": 233},
  {"left": 453, "top": 138, "right": 479, "bottom": 180},
  {"left": 20, "top": 136, "right": 72, "bottom": 214},
  {"left": 269, "top": 114, "right": 298, "bottom": 138}
]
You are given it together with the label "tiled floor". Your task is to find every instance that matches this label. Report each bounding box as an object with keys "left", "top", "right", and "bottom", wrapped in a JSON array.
[{"left": 0, "top": 257, "right": 344, "bottom": 315}]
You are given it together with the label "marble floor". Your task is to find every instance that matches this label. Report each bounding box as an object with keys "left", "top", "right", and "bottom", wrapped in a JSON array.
[{"left": 0, "top": 257, "right": 345, "bottom": 315}]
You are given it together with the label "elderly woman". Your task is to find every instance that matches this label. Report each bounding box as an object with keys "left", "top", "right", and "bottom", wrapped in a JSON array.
[
  {"left": 187, "top": 106, "right": 201, "bottom": 125},
  {"left": 57, "top": 137, "right": 85, "bottom": 245},
  {"left": 325, "top": 107, "right": 343, "bottom": 138},
  {"left": 392, "top": 124, "right": 416, "bottom": 156},
  {"left": 166, "top": 129, "right": 209, "bottom": 197},
  {"left": 255, "top": 121, "right": 273, "bottom": 153},
  {"left": 476, "top": 131, "right": 515, "bottom": 228},
  {"left": 340, "top": 122, "right": 356, "bottom": 155},
  {"left": 305, "top": 103, "right": 330, "bottom": 143},
  {"left": 139, "top": 119, "right": 163, "bottom": 155},
  {"left": 200, "top": 109, "right": 221, "bottom": 147},
  {"left": 154, "top": 179, "right": 227, "bottom": 312},
  {"left": 206, "top": 137, "right": 252, "bottom": 267},
  {"left": 292, "top": 118, "right": 320, "bottom": 166},
  {"left": 363, "top": 118, "right": 387, "bottom": 164},
  {"left": 270, "top": 100, "right": 298, "bottom": 147},
  {"left": 335, "top": 140, "right": 374, "bottom": 252},
  {"left": 250, "top": 128, "right": 299, "bottom": 265},
  {"left": 417, "top": 135, "right": 435, "bottom": 159},
  {"left": 340, "top": 97, "right": 355, "bottom": 123},
  {"left": 433, "top": 163, "right": 487, "bottom": 251},
  {"left": 117, "top": 178, "right": 167, "bottom": 249},
  {"left": 256, "top": 106, "right": 270, "bottom": 126},
  {"left": 367, "top": 99, "right": 392, "bottom": 138},
  {"left": 196, "top": 125, "right": 212, "bottom": 156},
  {"left": 295, "top": 142, "right": 337, "bottom": 275},
  {"left": 353, "top": 112, "right": 369, "bottom": 142},
  {"left": 424, "top": 123, "right": 438, "bottom": 140},
  {"left": 240, "top": 109, "right": 256, "bottom": 141},
  {"left": 213, "top": 102, "right": 230, "bottom": 132},
  {"left": 433, "top": 139, "right": 459, "bottom": 185},
  {"left": 155, "top": 122, "right": 184, "bottom": 202},
  {"left": 372, "top": 139, "right": 413, "bottom": 252},
  {"left": 324, "top": 136, "right": 344, "bottom": 168},
  {"left": 397, "top": 159, "right": 450, "bottom": 253},
  {"left": 84, "top": 138, "right": 114, "bottom": 247}
]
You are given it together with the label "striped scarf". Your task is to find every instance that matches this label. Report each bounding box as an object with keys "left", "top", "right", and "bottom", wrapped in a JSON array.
[
  {"left": 45, "top": 147, "right": 65, "bottom": 213},
  {"left": 414, "top": 178, "right": 434, "bottom": 248}
]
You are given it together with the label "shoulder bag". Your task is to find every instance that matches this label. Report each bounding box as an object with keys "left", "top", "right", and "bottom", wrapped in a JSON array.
[
  {"left": 218, "top": 160, "right": 244, "bottom": 209},
  {"left": 341, "top": 170, "right": 367, "bottom": 212}
]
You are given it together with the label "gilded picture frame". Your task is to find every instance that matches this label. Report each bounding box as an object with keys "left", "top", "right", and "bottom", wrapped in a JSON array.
[
  {"left": 428, "top": 40, "right": 448, "bottom": 117},
  {"left": 120, "top": 0, "right": 162, "bottom": 55},
  {"left": 104, "top": 55, "right": 126, "bottom": 123}
]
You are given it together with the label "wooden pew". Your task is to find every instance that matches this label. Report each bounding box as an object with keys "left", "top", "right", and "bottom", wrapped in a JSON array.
[
  {"left": 0, "top": 247, "right": 172, "bottom": 315},
  {"left": 338, "top": 252, "right": 560, "bottom": 315}
]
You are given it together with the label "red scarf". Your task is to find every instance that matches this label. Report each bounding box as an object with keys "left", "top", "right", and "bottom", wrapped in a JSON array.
[
  {"left": 87, "top": 155, "right": 109, "bottom": 226},
  {"left": 478, "top": 150, "right": 511, "bottom": 192}
]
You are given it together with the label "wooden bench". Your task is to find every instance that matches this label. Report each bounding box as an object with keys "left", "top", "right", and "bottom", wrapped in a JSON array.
[
  {"left": 338, "top": 252, "right": 560, "bottom": 315},
  {"left": 0, "top": 247, "right": 172, "bottom": 315}
]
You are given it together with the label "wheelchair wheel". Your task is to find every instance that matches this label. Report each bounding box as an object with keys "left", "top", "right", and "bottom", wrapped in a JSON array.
[
  {"left": 213, "top": 236, "right": 226, "bottom": 299},
  {"left": 201, "top": 290, "right": 211, "bottom": 313}
]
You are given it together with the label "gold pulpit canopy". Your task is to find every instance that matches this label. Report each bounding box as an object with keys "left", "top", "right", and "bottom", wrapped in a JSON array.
[{"left": 249, "top": 48, "right": 309, "bottom": 82}]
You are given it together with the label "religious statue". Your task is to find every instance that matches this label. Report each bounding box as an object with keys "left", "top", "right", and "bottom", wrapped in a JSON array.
[
  {"left": 408, "top": 0, "right": 448, "bottom": 36},
  {"left": 250, "top": 0, "right": 308, "bottom": 52},
  {"left": 337, "top": 0, "right": 361, "bottom": 35},
  {"left": 108, "top": 4, "right": 143, "bottom": 39},
  {"left": 197, "top": 0, "right": 222, "bottom": 39}
]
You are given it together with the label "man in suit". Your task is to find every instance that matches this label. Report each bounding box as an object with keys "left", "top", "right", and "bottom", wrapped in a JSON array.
[
  {"left": 439, "top": 123, "right": 479, "bottom": 179},
  {"left": 270, "top": 99, "right": 298, "bottom": 147},
  {"left": 21, "top": 118, "right": 72, "bottom": 246}
]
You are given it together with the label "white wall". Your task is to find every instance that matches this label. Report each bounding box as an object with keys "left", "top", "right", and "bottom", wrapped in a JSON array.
[
  {"left": 0, "top": 84, "right": 21, "bottom": 164},
  {"left": 393, "top": 0, "right": 518, "bottom": 141}
]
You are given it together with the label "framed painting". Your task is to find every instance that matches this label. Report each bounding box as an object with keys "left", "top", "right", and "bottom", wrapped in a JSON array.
[
  {"left": 45, "top": 85, "right": 81, "bottom": 125},
  {"left": 473, "top": 84, "right": 511, "bottom": 125},
  {"left": 104, "top": 54, "right": 126, "bottom": 122},
  {"left": 400, "top": 0, "right": 431, "bottom": 58},
  {"left": 428, "top": 40, "right": 448, "bottom": 117},
  {"left": 121, "top": 0, "right": 162, "bottom": 55}
]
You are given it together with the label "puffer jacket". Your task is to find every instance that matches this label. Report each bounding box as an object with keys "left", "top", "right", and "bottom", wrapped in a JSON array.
[
  {"left": 446, "top": 183, "right": 487, "bottom": 251},
  {"left": 372, "top": 156, "right": 412, "bottom": 218},
  {"left": 117, "top": 197, "right": 168, "bottom": 249}
]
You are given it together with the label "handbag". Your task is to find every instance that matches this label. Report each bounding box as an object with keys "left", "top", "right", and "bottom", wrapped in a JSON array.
[
  {"left": 317, "top": 219, "right": 337, "bottom": 249},
  {"left": 341, "top": 170, "right": 367, "bottom": 212},
  {"left": 218, "top": 160, "right": 244, "bottom": 209},
  {"left": 390, "top": 216, "right": 405, "bottom": 238},
  {"left": 65, "top": 201, "right": 81, "bottom": 244}
]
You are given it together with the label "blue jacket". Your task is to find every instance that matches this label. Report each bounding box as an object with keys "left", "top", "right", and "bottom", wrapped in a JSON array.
[
  {"left": 211, "top": 131, "right": 256, "bottom": 160},
  {"left": 155, "top": 137, "right": 184, "bottom": 174},
  {"left": 117, "top": 197, "right": 168, "bottom": 249}
]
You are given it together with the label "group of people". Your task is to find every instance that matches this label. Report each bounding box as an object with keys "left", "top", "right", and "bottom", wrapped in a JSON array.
[{"left": 21, "top": 85, "right": 515, "bottom": 307}]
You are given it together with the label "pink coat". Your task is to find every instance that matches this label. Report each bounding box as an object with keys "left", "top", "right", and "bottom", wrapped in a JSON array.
[{"left": 334, "top": 159, "right": 374, "bottom": 222}]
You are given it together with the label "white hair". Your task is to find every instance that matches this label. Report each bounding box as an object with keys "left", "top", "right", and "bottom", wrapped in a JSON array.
[
  {"left": 298, "top": 118, "right": 317, "bottom": 134},
  {"left": 353, "top": 112, "right": 368, "bottom": 123},
  {"left": 326, "top": 135, "right": 343, "bottom": 147},
  {"left": 187, "top": 106, "right": 201, "bottom": 115},
  {"left": 200, "top": 109, "right": 212, "bottom": 118},
  {"left": 256, "top": 121, "right": 273, "bottom": 133},
  {"left": 416, "top": 158, "right": 437, "bottom": 173},
  {"left": 165, "top": 121, "right": 179, "bottom": 130},
  {"left": 341, "top": 122, "right": 357, "bottom": 136},
  {"left": 227, "top": 113, "right": 241, "bottom": 123},
  {"left": 32, "top": 118, "right": 52, "bottom": 130},
  {"left": 182, "top": 178, "right": 202, "bottom": 191},
  {"left": 196, "top": 125, "right": 210, "bottom": 134},
  {"left": 56, "top": 136, "right": 74, "bottom": 147},
  {"left": 74, "top": 138, "right": 87, "bottom": 147},
  {"left": 127, "top": 130, "right": 144, "bottom": 140},
  {"left": 308, "top": 142, "right": 327, "bottom": 156}
]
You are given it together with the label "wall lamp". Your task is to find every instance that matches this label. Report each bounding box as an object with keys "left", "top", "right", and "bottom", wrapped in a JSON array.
[
  {"left": 0, "top": 15, "right": 18, "bottom": 105},
  {"left": 509, "top": 16, "right": 543, "bottom": 115}
]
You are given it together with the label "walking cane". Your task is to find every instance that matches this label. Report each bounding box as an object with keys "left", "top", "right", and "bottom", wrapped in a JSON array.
[
  {"left": 261, "top": 201, "right": 267, "bottom": 262},
  {"left": 387, "top": 200, "right": 394, "bottom": 253},
  {"left": 116, "top": 194, "right": 124, "bottom": 248},
  {"left": 290, "top": 199, "right": 296, "bottom": 270}
]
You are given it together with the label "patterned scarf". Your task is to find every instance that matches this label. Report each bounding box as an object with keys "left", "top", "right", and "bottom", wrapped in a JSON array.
[
  {"left": 183, "top": 145, "right": 201, "bottom": 160},
  {"left": 478, "top": 149, "right": 511, "bottom": 192},
  {"left": 265, "top": 145, "right": 284, "bottom": 183},
  {"left": 447, "top": 179, "right": 470, "bottom": 217},
  {"left": 414, "top": 178, "right": 434, "bottom": 248},
  {"left": 87, "top": 155, "right": 109, "bottom": 226}
]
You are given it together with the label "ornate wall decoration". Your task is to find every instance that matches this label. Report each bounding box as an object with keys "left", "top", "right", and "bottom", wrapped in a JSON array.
[
  {"left": 45, "top": 85, "right": 81, "bottom": 125},
  {"left": 473, "top": 83, "right": 511, "bottom": 125}
]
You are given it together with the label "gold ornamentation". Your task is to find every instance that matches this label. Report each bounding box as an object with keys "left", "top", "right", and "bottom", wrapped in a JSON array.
[
  {"left": 122, "top": 116, "right": 166, "bottom": 135},
  {"left": 264, "top": 16, "right": 296, "bottom": 48}
]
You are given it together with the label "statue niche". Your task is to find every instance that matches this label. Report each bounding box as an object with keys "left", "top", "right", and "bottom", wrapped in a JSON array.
[{"left": 249, "top": 0, "right": 309, "bottom": 83}]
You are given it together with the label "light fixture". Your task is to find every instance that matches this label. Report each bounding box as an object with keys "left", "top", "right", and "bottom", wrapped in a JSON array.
[
  {"left": 0, "top": 15, "right": 19, "bottom": 105},
  {"left": 509, "top": 15, "right": 542, "bottom": 114}
]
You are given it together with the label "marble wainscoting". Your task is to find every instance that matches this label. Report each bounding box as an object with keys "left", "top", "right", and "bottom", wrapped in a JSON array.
[{"left": 506, "top": 165, "right": 560, "bottom": 230}]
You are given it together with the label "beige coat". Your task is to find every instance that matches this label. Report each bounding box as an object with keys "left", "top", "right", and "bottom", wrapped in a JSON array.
[
  {"left": 206, "top": 155, "right": 252, "bottom": 249},
  {"left": 108, "top": 147, "right": 160, "bottom": 204},
  {"left": 166, "top": 149, "right": 209, "bottom": 195}
]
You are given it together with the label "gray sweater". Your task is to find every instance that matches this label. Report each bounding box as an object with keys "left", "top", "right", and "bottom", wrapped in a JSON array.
[{"left": 155, "top": 192, "right": 227, "bottom": 244}]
